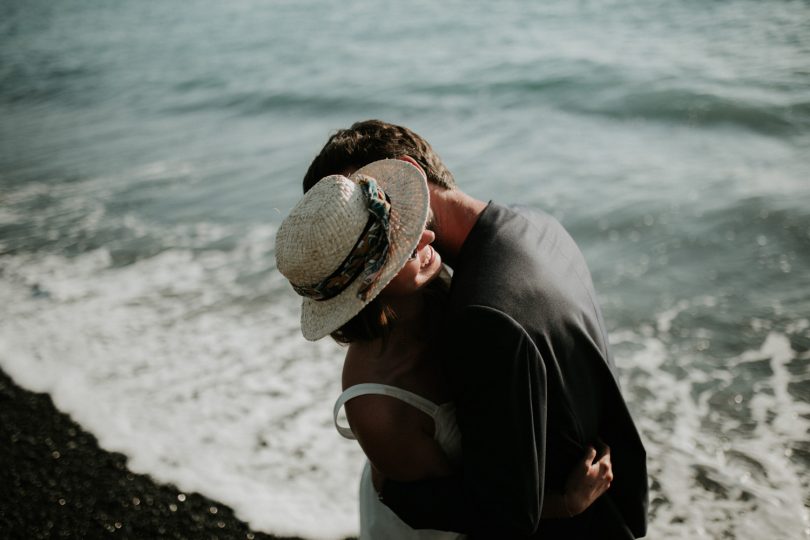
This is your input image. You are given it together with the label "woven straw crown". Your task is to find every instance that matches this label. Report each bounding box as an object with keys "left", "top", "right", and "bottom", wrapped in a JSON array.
[{"left": 275, "top": 159, "right": 429, "bottom": 341}]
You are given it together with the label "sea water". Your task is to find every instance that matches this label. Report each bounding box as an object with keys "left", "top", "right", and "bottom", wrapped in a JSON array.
[{"left": 1, "top": 0, "right": 809, "bottom": 538}]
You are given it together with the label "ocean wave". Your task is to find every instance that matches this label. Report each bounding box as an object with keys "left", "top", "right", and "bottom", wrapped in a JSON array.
[
  {"left": 0, "top": 53, "right": 99, "bottom": 107},
  {"left": 612, "top": 327, "right": 810, "bottom": 539},
  {"left": 571, "top": 87, "right": 809, "bottom": 135},
  {"left": 376, "top": 48, "right": 810, "bottom": 136},
  {"left": 470, "top": 69, "right": 809, "bottom": 135},
  {"left": 162, "top": 89, "right": 393, "bottom": 117}
]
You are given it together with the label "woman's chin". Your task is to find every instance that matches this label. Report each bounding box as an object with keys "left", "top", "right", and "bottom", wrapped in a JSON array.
[{"left": 423, "top": 255, "right": 444, "bottom": 284}]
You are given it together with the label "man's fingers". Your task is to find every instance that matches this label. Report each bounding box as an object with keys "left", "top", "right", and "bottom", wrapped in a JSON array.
[
  {"left": 595, "top": 439, "right": 610, "bottom": 458},
  {"left": 597, "top": 446, "right": 611, "bottom": 470},
  {"left": 584, "top": 446, "right": 597, "bottom": 466}
]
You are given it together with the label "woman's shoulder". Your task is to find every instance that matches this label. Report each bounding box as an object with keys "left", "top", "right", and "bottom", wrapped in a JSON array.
[
  {"left": 342, "top": 388, "right": 450, "bottom": 482},
  {"left": 342, "top": 339, "right": 380, "bottom": 382}
]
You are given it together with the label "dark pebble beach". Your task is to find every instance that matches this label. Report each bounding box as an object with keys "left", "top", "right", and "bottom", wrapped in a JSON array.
[{"left": 0, "top": 368, "right": 341, "bottom": 540}]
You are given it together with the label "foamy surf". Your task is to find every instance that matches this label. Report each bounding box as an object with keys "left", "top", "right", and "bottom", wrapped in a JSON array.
[
  {"left": 2, "top": 241, "right": 808, "bottom": 538},
  {"left": 613, "top": 319, "right": 810, "bottom": 539},
  {"left": 0, "top": 243, "right": 365, "bottom": 539}
]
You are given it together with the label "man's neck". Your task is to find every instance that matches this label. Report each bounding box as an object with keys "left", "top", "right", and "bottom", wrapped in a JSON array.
[{"left": 429, "top": 185, "right": 488, "bottom": 267}]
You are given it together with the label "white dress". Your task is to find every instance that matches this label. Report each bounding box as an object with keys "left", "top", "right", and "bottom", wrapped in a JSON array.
[{"left": 333, "top": 383, "right": 465, "bottom": 540}]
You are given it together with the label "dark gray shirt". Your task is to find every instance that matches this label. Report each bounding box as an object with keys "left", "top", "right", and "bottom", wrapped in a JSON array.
[{"left": 383, "top": 203, "right": 648, "bottom": 539}]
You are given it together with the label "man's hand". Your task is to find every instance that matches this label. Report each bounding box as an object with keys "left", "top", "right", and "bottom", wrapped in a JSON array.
[{"left": 563, "top": 442, "right": 613, "bottom": 516}]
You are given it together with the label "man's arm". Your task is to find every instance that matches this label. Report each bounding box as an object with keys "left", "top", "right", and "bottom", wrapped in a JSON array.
[
  {"left": 382, "top": 445, "right": 614, "bottom": 528},
  {"left": 382, "top": 306, "right": 548, "bottom": 535}
]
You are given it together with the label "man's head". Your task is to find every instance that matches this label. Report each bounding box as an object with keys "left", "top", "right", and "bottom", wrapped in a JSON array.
[{"left": 302, "top": 119, "right": 455, "bottom": 193}]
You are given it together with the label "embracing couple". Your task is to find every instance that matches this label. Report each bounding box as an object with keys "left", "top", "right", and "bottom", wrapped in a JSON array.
[{"left": 275, "top": 120, "right": 648, "bottom": 539}]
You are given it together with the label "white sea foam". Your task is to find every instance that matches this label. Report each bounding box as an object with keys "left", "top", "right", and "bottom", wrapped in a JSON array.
[
  {"left": 0, "top": 241, "right": 365, "bottom": 539},
  {"left": 2, "top": 241, "right": 809, "bottom": 539},
  {"left": 612, "top": 322, "right": 810, "bottom": 539}
]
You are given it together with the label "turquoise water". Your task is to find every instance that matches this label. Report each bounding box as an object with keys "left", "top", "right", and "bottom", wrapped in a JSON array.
[{"left": 2, "top": 1, "right": 809, "bottom": 538}]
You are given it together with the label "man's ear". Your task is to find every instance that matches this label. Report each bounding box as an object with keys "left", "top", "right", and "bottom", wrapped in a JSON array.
[{"left": 396, "top": 155, "right": 427, "bottom": 180}]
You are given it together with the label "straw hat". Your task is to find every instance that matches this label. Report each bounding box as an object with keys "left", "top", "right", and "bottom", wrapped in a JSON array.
[{"left": 275, "top": 159, "right": 429, "bottom": 341}]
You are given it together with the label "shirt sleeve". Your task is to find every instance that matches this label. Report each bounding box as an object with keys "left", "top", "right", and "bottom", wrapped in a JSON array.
[{"left": 381, "top": 305, "right": 548, "bottom": 536}]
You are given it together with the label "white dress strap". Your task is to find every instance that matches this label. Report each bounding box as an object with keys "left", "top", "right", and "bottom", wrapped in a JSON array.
[{"left": 333, "top": 383, "right": 440, "bottom": 440}]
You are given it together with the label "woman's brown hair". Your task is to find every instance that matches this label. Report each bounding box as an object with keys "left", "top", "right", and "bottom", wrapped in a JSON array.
[{"left": 330, "top": 269, "right": 450, "bottom": 344}]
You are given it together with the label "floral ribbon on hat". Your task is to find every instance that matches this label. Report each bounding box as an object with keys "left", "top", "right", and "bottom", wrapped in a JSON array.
[{"left": 292, "top": 177, "right": 391, "bottom": 302}]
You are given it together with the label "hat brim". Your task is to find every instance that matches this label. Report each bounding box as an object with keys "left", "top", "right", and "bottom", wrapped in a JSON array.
[{"left": 299, "top": 159, "right": 430, "bottom": 341}]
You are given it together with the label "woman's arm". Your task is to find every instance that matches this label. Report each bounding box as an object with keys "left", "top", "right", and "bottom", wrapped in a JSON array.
[
  {"left": 345, "top": 394, "right": 452, "bottom": 490},
  {"left": 541, "top": 443, "right": 614, "bottom": 518}
]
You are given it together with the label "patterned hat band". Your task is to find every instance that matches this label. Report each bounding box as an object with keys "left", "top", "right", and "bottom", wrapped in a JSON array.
[{"left": 291, "top": 177, "right": 392, "bottom": 302}]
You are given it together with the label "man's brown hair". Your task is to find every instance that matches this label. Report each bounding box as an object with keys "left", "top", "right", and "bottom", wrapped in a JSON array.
[{"left": 302, "top": 119, "right": 455, "bottom": 193}]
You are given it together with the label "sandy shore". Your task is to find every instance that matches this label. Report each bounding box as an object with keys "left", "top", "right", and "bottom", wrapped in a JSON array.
[{"left": 0, "top": 368, "right": 349, "bottom": 540}]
